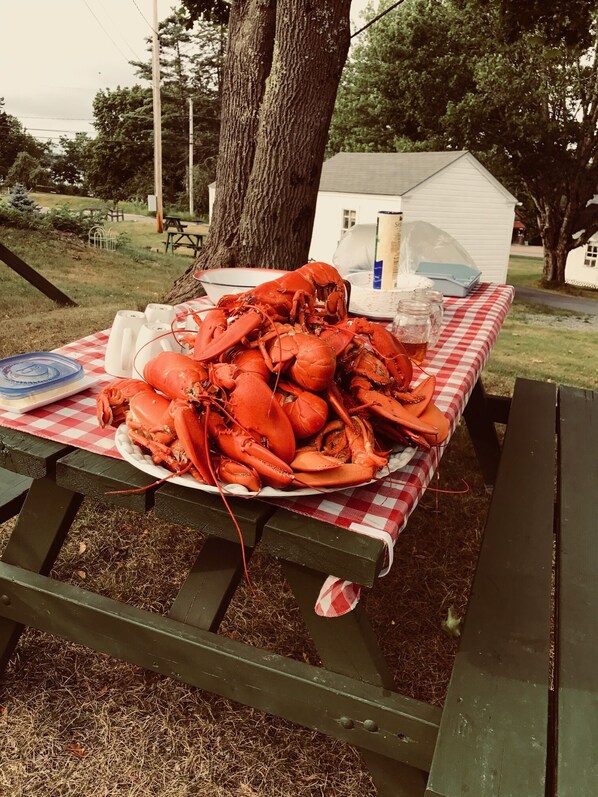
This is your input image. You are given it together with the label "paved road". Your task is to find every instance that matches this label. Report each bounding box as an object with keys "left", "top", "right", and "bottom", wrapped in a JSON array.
[
  {"left": 510, "top": 244, "right": 544, "bottom": 258},
  {"left": 509, "top": 244, "right": 598, "bottom": 314},
  {"left": 513, "top": 286, "right": 598, "bottom": 315}
]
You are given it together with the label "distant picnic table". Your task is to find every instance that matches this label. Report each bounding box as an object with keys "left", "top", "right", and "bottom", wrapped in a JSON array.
[
  {"left": 78, "top": 207, "right": 124, "bottom": 222},
  {"left": 164, "top": 231, "right": 206, "bottom": 256}
]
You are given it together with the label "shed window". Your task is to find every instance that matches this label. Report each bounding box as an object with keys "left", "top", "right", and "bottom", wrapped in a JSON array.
[
  {"left": 584, "top": 244, "right": 598, "bottom": 267},
  {"left": 341, "top": 209, "right": 356, "bottom": 232}
]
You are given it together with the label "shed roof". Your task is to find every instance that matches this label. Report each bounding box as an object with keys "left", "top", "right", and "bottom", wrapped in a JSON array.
[{"left": 319, "top": 150, "right": 476, "bottom": 196}]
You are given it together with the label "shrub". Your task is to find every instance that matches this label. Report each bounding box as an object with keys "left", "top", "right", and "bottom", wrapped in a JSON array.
[
  {"left": 0, "top": 203, "right": 46, "bottom": 230},
  {"left": 44, "top": 206, "right": 98, "bottom": 238}
]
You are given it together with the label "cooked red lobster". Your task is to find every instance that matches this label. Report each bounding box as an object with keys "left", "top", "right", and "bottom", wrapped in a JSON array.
[{"left": 97, "top": 262, "right": 449, "bottom": 492}]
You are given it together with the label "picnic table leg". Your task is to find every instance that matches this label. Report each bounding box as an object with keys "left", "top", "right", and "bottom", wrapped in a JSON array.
[
  {"left": 282, "top": 561, "right": 429, "bottom": 797},
  {"left": 462, "top": 377, "right": 502, "bottom": 486},
  {"left": 0, "top": 478, "right": 82, "bottom": 673}
]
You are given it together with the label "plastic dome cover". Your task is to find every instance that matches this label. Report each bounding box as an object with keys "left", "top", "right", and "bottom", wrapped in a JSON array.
[{"left": 332, "top": 220, "right": 477, "bottom": 276}]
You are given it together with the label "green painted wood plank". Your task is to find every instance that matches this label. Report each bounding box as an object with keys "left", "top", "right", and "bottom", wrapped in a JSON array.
[
  {"left": 426, "top": 378, "right": 556, "bottom": 797},
  {"left": 0, "top": 477, "right": 82, "bottom": 671},
  {"left": 556, "top": 386, "right": 598, "bottom": 796},
  {"left": 0, "top": 241, "right": 77, "bottom": 307},
  {"left": 462, "top": 378, "right": 502, "bottom": 485},
  {"left": 0, "top": 561, "right": 440, "bottom": 770},
  {"left": 56, "top": 449, "right": 156, "bottom": 512},
  {"left": 283, "top": 561, "right": 433, "bottom": 795},
  {"left": 0, "top": 427, "right": 70, "bottom": 478},
  {"left": 262, "top": 511, "right": 385, "bottom": 588},
  {"left": 154, "top": 482, "right": 275, "bottom": 547},
  {"left": 168, "top": 536, "right": 254, "bottom": 631},
  {"left": 0, "top": 468, "right": 32, "bottom": 522}
]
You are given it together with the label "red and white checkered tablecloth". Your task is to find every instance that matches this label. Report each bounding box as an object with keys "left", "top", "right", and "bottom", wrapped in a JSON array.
[{"left": 0, "top": 283, "right": 513, "bottom": 616}]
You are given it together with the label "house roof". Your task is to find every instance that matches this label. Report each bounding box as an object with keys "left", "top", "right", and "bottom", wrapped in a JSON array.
[{"left": 319, "top": 150, "right": 498, "bottom": 197}]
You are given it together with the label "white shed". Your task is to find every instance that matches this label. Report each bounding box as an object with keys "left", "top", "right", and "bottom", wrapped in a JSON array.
[{"left": 308, "top": 151, "right": 518, "bottom": 283}]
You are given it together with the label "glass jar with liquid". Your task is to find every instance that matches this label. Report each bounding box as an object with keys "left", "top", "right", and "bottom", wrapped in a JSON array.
[
  {"left": 413, "top": 288, "right": 444, "bottom": 346},
  {"left": 392, "top": 299, "right": 433, "bottom": 364}
]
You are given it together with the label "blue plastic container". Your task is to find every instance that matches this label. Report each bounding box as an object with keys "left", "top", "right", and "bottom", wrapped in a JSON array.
[{"left": 0, "top": 352, "right": 85, "bottom": 412}]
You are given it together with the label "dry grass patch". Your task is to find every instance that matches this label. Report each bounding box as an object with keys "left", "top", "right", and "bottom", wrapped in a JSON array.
[{"left": 0, "top": 422, "right": 486, "bottom": 796}]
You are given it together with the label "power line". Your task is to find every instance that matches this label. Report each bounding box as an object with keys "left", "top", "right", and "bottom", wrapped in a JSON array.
[
  {"left": 14, "top": 115, "right": 95, "bottom": 122},
  {"left": 83, "top": 0, "right": 132, "bottom": 64},
  {"left": 24, "top": 127, "right": 95, "bottom": 134},
  {"left": 96, "top": 0, "right": 143, "bottom": 61},
  {"left": 132, "top": 0, "right": 158, "bottom": 35},
  {"left": 351, "top": 0, "right": 407, "bottom": 39}
]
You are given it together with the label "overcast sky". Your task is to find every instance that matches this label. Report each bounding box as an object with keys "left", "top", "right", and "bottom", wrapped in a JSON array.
[{"left": 1, "top": 1, "right": 372, "bottom": 145}]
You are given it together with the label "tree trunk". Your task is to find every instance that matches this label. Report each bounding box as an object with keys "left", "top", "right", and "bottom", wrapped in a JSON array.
[
  {"left": 164, "top": 0, "right": 352, "bottom": 305},
  {"left": 542, "top": 245, "right": 568, "bottom": 285},
  {"left": 536, "top": 201, "right": 573, "bottom": 287}
]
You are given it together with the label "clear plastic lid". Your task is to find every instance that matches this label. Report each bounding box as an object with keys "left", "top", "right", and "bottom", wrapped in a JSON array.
[{"left": 0, "top": 352, "right": 84, "bottom": 398}]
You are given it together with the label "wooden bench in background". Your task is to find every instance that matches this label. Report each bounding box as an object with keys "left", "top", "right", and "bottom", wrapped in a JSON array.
[
  {"left": 427, "top": 379, "right": 597, "bottom": 797},
  {"left": 105, "top": 207, "right": 124, "bottom": 222}
]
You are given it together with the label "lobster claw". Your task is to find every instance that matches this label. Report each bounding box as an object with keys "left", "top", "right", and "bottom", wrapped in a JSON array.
[
  {"left": 96, "top": 378, "right": 153, "bottom": 428},
  {"left": 290, "top": 450, "right": 345, "bottom": 471},
  {"left": 215, "top": 456, "right": 262, "bottom": 492},
  {"left": 404, "top": 375, "right": 436, "bottom": 417},
  {"left": 352, "top": 379, "right": 439, "bottom": 437},
  {"left": 195, "top": 310, "right": 263, "bottom": 362},
  {"left": 193, "top": 307, "right": 228, "bottom": 357},
  {"left": 418, "top": 401, "right": 450, "bottom": 444},
  {"left": 227, "top": 371, "right": 296, "bottom": 463},
  {"left": 208, "top": 412, "right": 294, "bottom": 490},
  {"left": 169, "top": 400, "right": 216, "bottom": 485},
  {"left": 293, "top": 462, "right": 376, "bottom": 489}
]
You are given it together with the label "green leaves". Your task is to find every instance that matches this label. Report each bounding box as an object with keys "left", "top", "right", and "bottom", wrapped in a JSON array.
[{"left": 441, "top": 606, "right": 462, "bottom": 638}]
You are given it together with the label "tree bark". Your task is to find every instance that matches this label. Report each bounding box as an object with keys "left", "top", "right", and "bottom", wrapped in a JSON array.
[{"left": 164, "top": 0, "right": 352, "bottom": 305}]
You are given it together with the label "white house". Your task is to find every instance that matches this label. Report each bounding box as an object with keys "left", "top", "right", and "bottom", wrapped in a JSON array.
[
  {"left": 565, "top": 234, "right": 598, "bottom": 288},
  {"left": 308, "top": 151, "right": 518, "bottom": 283},
  {"left": 565, "top": 193, "right": 598, "bottom": 288}
]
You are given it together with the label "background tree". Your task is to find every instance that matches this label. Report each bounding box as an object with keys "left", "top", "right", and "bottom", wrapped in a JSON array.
[
  {"left": 86, "top": 86, "right": 154, "bottom": 203},
  {"left": 6, "top": 151, "right": 46, "bottom": 189},
  {"left": 50, "top": 133, "right": 92, "bottom": 191},
  {"left": 0, "top": 99, "right": 48, "bottom": 185},
  {"left": 165, "top": 0, "right": 353, "bottom": 304},
  {"left": 329, "top": 0, "right": 598, "bottom": 286},
  {"left": 85, "top": 11, "right": 223, "bottom": 210}
]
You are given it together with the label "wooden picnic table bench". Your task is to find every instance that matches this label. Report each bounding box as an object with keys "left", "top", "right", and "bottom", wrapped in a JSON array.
[{"left": 427, "top": 378, "right": 597, "bottom": 797}]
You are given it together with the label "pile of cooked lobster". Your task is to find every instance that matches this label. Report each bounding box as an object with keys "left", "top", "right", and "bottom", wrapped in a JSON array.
[{"left": 96, "top": 262, "right": 449, "bottom": 493}]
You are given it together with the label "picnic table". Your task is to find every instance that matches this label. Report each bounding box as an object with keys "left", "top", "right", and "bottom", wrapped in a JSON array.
[
  {"left": 2, "top": 284, "right": 593, "bottom": 794},
  {"left": 164, "top": 230, "right": 205, "bottom": 256},
  {"left": 163, "top": 215, "right": 188, "bottom": 232}
]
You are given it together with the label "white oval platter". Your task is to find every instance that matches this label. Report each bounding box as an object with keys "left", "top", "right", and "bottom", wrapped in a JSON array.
[{"left": 115, "top": 425, "right": 417, "bottom": 498}]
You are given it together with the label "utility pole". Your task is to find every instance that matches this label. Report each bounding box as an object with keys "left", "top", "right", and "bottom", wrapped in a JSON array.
[
  {"left": 152, "top": 0, "right": 163, "bottom": 233},
  {"left": 188, "top": 97, "right": 194, "bottom": 217}
]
